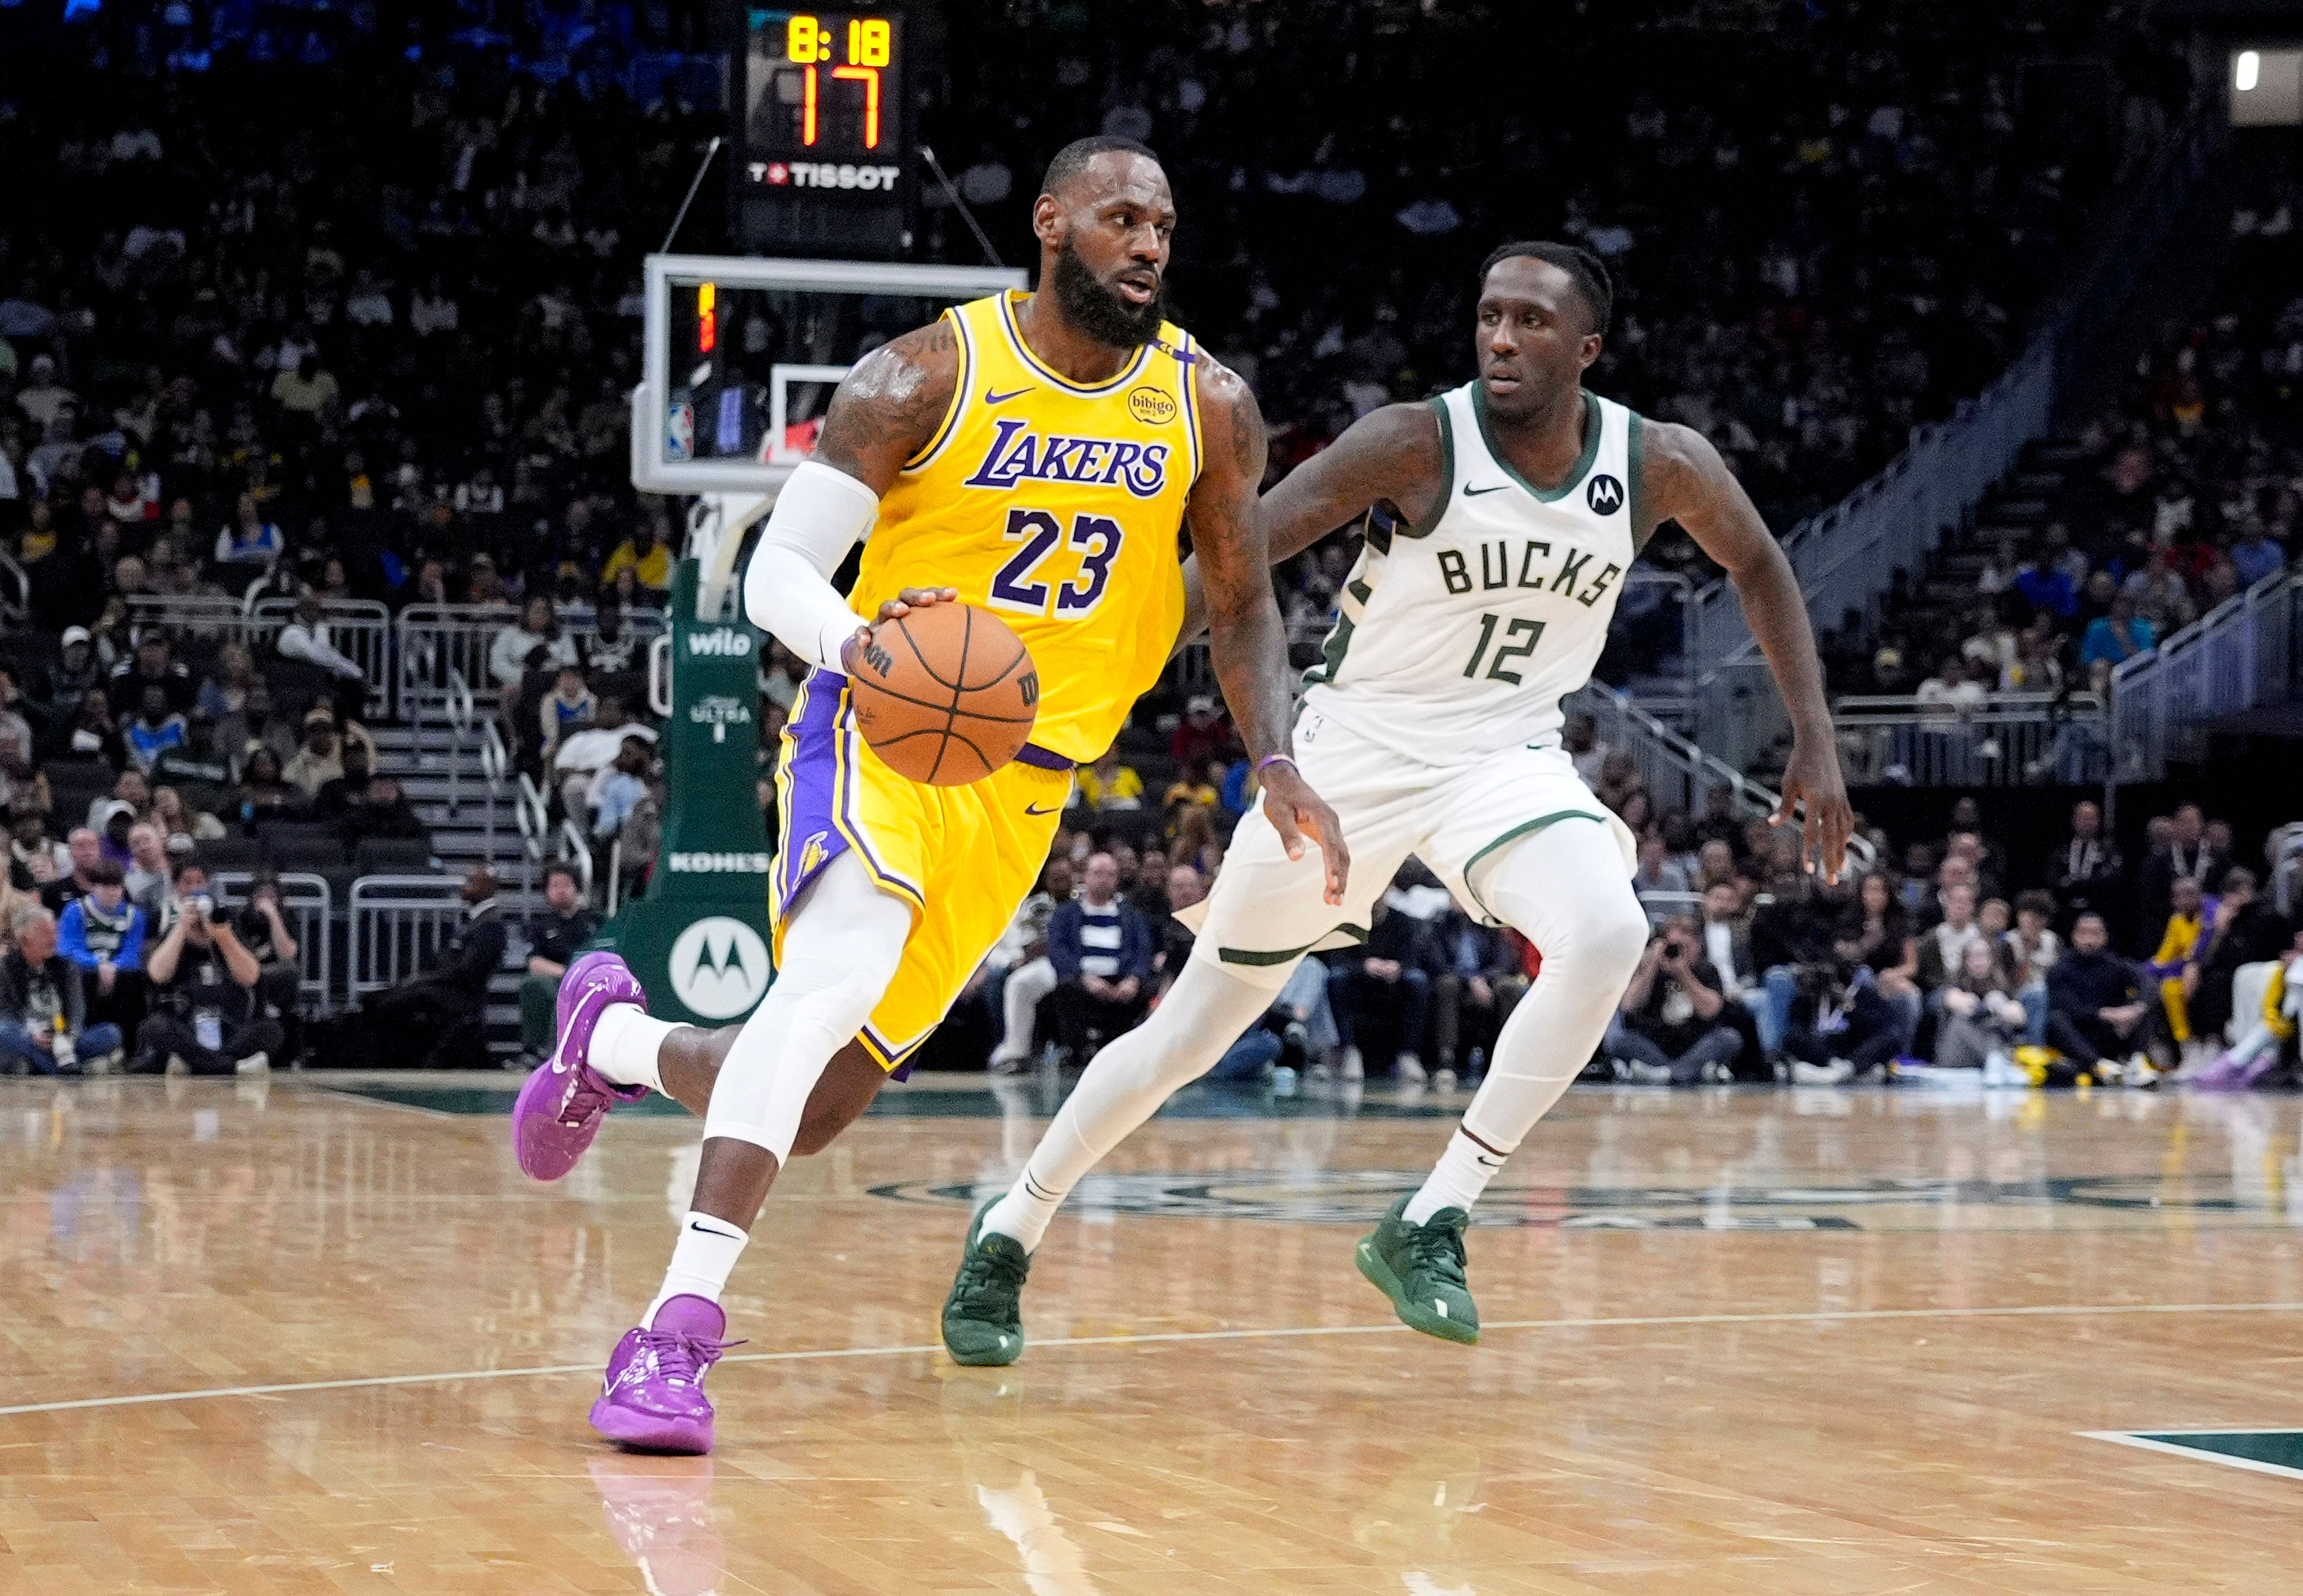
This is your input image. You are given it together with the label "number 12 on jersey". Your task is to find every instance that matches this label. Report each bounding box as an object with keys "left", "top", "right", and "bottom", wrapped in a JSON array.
[{"left": 1463, "top": 612, "right": 1546, "bottom": 684}]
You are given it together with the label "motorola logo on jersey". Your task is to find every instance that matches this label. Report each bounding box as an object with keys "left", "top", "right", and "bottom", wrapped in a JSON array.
[
  {"left": 1586, "top": 473, "right": 1625, "bottom": 516},
  {"left": 962, "top": 417, "right": 1171, "bottom": 498},
  {"left": 668, "top": 917, "right": 772, "bottom": 1020}
]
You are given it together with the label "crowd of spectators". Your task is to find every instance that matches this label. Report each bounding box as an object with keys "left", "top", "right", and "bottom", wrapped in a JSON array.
[
  {"left": 976, "top": 697, "right": 2300, "bottom": 1093},
  {"left": 0, "top": 2, "right": 2185, "bottom": 678},
  {"left": 0, "top": 1, "right": 2249, "bottom": 1079},
  {"left": 1843, "top": 173, "right": 2303, "bottom": 738}
]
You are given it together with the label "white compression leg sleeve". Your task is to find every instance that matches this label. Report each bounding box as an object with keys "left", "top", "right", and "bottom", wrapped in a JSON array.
[
  {"left": 697, "top": 850, "right": 912, "bottom": 1161},
  {"left": 1404, "top": 819, "right": 1649, "bottom": 1224},
  {"left": 983, "top": 951, "right": 1289, "bottom": 1251}
]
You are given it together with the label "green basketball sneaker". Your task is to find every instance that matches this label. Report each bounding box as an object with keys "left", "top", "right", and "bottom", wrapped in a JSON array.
[
  {"left": 941, "top": 1198, "right": 1032, "bottom": 1367},
  {"left": 1356, "top": 1195, "right": 1479, "bottom": 1345}
]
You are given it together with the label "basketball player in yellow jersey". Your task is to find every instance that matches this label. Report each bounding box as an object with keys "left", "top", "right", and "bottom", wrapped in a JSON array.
[{"left": 514, "top": 135, "right": 1348, "bottom": 1455}]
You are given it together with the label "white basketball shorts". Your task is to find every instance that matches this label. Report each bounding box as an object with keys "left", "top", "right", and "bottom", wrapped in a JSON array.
[{"left": 1178, "top": 705, "right": 1638, "bottom": 972}]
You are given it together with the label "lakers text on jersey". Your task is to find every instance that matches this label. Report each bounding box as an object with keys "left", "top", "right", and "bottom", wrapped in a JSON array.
[
  {"left": 774, "top": 292, "right": 1204, "bottom": 1071},
  {"left": 862, "top": 290, "right": 1197, "bottom": 765}
]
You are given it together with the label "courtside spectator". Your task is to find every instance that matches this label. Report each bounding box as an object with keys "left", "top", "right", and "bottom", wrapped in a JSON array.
[
  {"left": 520, "top": 863, "right": 599, "bottom": 1057},
  {"left": 58, "top": 859, "right": 145, "bottom": 1045},
  {"left": 131, "top": 869, "right": 277, "bottom": 1075},
  {"left": 1043, "top": 851, "right": 1154, "bottom": 1062},
  {"left": 0, "top": 906, "right": 121, "bottom": 1074}
]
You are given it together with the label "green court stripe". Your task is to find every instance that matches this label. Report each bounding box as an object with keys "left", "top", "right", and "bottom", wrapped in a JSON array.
[
  {"left": 1219, "top": 925, "right": 1369, "bottom": 966},
  {"left": 1463, "top": 810, "right": 1610, "bottom": 919}
]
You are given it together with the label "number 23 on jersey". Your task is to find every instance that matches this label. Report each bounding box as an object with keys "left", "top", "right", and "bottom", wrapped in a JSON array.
[{"left": 988, "top": 506, "right": 1126, "bottom": 618}]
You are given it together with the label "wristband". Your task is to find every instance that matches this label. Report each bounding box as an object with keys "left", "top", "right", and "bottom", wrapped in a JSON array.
[{"left": 1254, "top": 754, "right": 1297, "bottom": 777}]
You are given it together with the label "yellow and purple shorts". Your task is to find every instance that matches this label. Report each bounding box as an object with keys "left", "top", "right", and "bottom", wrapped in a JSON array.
[{"left": 774, "top": 667, "right": 1072, "bottom": 1074}]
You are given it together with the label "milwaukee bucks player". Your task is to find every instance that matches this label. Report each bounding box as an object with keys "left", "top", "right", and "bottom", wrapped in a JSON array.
[{"left": 941, "top": 240, "right": 1852, "bottom": 1360}]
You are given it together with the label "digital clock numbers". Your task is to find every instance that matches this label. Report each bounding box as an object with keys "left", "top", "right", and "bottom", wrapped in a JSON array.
[{"left": 763, "top": 10, "right": 895, "bottom": 150}]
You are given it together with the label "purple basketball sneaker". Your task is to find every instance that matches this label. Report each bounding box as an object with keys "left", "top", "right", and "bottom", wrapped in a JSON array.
[
  {"left": 591, "top": 1295, "right": 735, "bottom": 1454},
  {"left": 512, "top": 950, "right": 651, "bottom": 1181}
]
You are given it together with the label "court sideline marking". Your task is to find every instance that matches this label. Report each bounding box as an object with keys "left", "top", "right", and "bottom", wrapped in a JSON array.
[
  {"left": 1, "top": 1299, "right": 2298, "bottom": 1418},
  {"left": 2080, "top": 1429, "right": 2303, "bottom": 1482}
]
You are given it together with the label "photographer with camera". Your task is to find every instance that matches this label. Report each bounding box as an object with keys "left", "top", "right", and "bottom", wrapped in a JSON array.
[
  {"left": 1781, "top": 927, "right": 1909, "bottom": 1084},
  {"left": 1610, "top": 914, "right": 1742, "bottom": 1085},
  {"left": 128, "top": 860, "right": 280, "bottom": 1075},
  {"left": 232, "top": 871, "right": 305, "bottom": 1066}
]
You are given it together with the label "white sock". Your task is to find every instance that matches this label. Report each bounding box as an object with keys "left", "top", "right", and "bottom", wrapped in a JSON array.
[
  {"left": 1405, "top": 818, "right": 1649, "bottom": 1223},
  {"left": 646, "top": 1211, "right": 748, "bottom": 1324},
  {"left": 1404, "top": 1128, "right": 1507, "bottom": 1224},
  {"left": 588, "top": 1004, "right": 677, "bottom": 1094},
  {"left": 983, "top": 955, "right": 1281, "bottom": 1252}
]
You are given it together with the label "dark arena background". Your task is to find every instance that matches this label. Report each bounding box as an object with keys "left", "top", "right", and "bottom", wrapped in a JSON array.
[{"left": 3, "top": 1, "right": 2303, "bottom": 1590}]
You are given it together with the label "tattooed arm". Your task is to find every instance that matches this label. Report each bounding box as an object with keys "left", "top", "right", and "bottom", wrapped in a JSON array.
[
  {"left": 811, "top": 317, "right": 962, "bottom": 493},
  {"left": 1189, "top": 359, "right": 1350, "bottom": 904},
  {"left": 742, "top": 317, "right": 964, "bottom": 669},
  {"left": 1175, "top": 400, "right": 1442, "bottom": 646}
]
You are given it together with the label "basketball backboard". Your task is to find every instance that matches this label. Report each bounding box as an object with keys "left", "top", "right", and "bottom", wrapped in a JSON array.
[{"left": 631, "top": 253, "right": 1026, "bottom": 498}]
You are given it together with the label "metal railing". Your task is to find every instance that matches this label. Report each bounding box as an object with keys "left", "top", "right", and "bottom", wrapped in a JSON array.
[
  {"left": 0, "top": 546, "right": 30, "bottom": 621},
  {"left": 209, "top": 871, "right": 336, "bottom": 1016},
  {"left": 1568, "top": 684, "right": 1780, "bottom": 820},
  {"left": 479, "top": 718, "right": 509, "bottom": 852},
  {"left": 558, "top": 816, "right": 595, "bottom": 899},
  {"left": 1832, "top": 692, "right": 2109, "bottom": 787},
  {"left": 396, "top": 603, "right": 667, "bottom": 722},
  {"left": 1568, "top": 684, "right": 1875, "bottom": 870},
  {"left": 1682, "top": 107, "right": 2222, "bottom": 771},
  {"left": 2110, "top": 570, "right": 2300, "bottom": 780},
  {"left": 250, "top": 597, "right": 392, "bottom": 711},
  {"left": 126, "top": 593, "right": 251, "bottom": 642},
  {"left": 347, "top": 874, "right": 473, "bottom": 1000}
]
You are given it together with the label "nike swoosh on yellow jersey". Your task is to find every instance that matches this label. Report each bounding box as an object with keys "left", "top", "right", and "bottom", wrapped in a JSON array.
[{"left": 985, "top": 386, "right": 1034, "bottom": 404}]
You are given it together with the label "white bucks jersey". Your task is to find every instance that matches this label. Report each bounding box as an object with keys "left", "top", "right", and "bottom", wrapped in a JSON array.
[{"left": 1301, "top": 383, "right": 1645, "bottom": 762}]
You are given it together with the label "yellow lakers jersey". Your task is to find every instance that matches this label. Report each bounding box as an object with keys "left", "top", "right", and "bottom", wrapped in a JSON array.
[{"left": 859, "top": 291, "right": 1199, "bottom": 765}]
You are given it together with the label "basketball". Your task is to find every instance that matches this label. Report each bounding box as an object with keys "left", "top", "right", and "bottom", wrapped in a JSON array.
[{"left": 846, "top": 601, "right": 1039, "bottom": 785}]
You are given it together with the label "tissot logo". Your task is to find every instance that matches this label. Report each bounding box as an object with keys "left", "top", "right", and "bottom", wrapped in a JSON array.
[
  {"left": 1586, "top": 473, "right": 1625, "bottom": 516},
  {"left": 668, "top": 917, "right": 772, "bottom": 1020},
  {"left": 665, "top": 852, "right": 774, "bottom": 874},
  {"left": 686, "top": 628, "right": 754, "bottom": 657},
  {"left": 750, "top": 161, "right": 902, "bottom": 192}
]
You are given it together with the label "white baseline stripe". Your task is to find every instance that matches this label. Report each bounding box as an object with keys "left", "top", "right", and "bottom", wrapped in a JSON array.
[
  {"left": 2080, "top": 1429, "right": 2303, "bottom": 1483},
  {"left": 1, "top": 1300, "right": 2296, "bottom": 1419}
]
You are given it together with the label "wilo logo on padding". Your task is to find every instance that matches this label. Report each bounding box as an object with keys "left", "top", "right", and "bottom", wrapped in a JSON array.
[
  {"left": 687, "top": 628, "right": 754, "bottom": 657},
  {"left": 669, "top": 917, "right": 772, "bottom": 1020}
]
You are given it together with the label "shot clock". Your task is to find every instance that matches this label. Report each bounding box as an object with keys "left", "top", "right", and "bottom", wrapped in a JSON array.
[{"left": 733, "top": 7, "right": 915, "bottom": 258}]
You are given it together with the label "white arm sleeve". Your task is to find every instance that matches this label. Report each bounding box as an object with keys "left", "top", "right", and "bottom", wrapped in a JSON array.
[{"left": 743, "top": 460, "right": 880, "bottom": 672}]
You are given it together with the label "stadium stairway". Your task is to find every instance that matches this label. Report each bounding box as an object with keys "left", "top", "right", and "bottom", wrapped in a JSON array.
[
  {"left": 370, "top": 717, "right": 538, "bottom": 1063},
  {"left": 1888, "top": 436, "right": 2088, "bottom": 665}
]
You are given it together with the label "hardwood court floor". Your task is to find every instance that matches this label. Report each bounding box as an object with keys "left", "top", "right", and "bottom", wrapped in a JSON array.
[{"left": 1, "top": 1072, "right": 2300, "bottom": 1595}]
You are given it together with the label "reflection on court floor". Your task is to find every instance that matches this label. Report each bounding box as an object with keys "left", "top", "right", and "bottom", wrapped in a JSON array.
[{"left": 0, "top": 1075, "right": 2296, "bottom": 1594}]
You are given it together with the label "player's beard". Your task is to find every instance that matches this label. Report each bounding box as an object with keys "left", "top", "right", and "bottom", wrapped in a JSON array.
[{"left": 1049, "top": 238, "right": 1165, "bottom": 349}]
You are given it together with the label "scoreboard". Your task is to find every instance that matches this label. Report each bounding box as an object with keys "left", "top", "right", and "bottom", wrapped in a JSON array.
[{"left": 734, "top": 7, "right": 915, "bottom": 257}]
